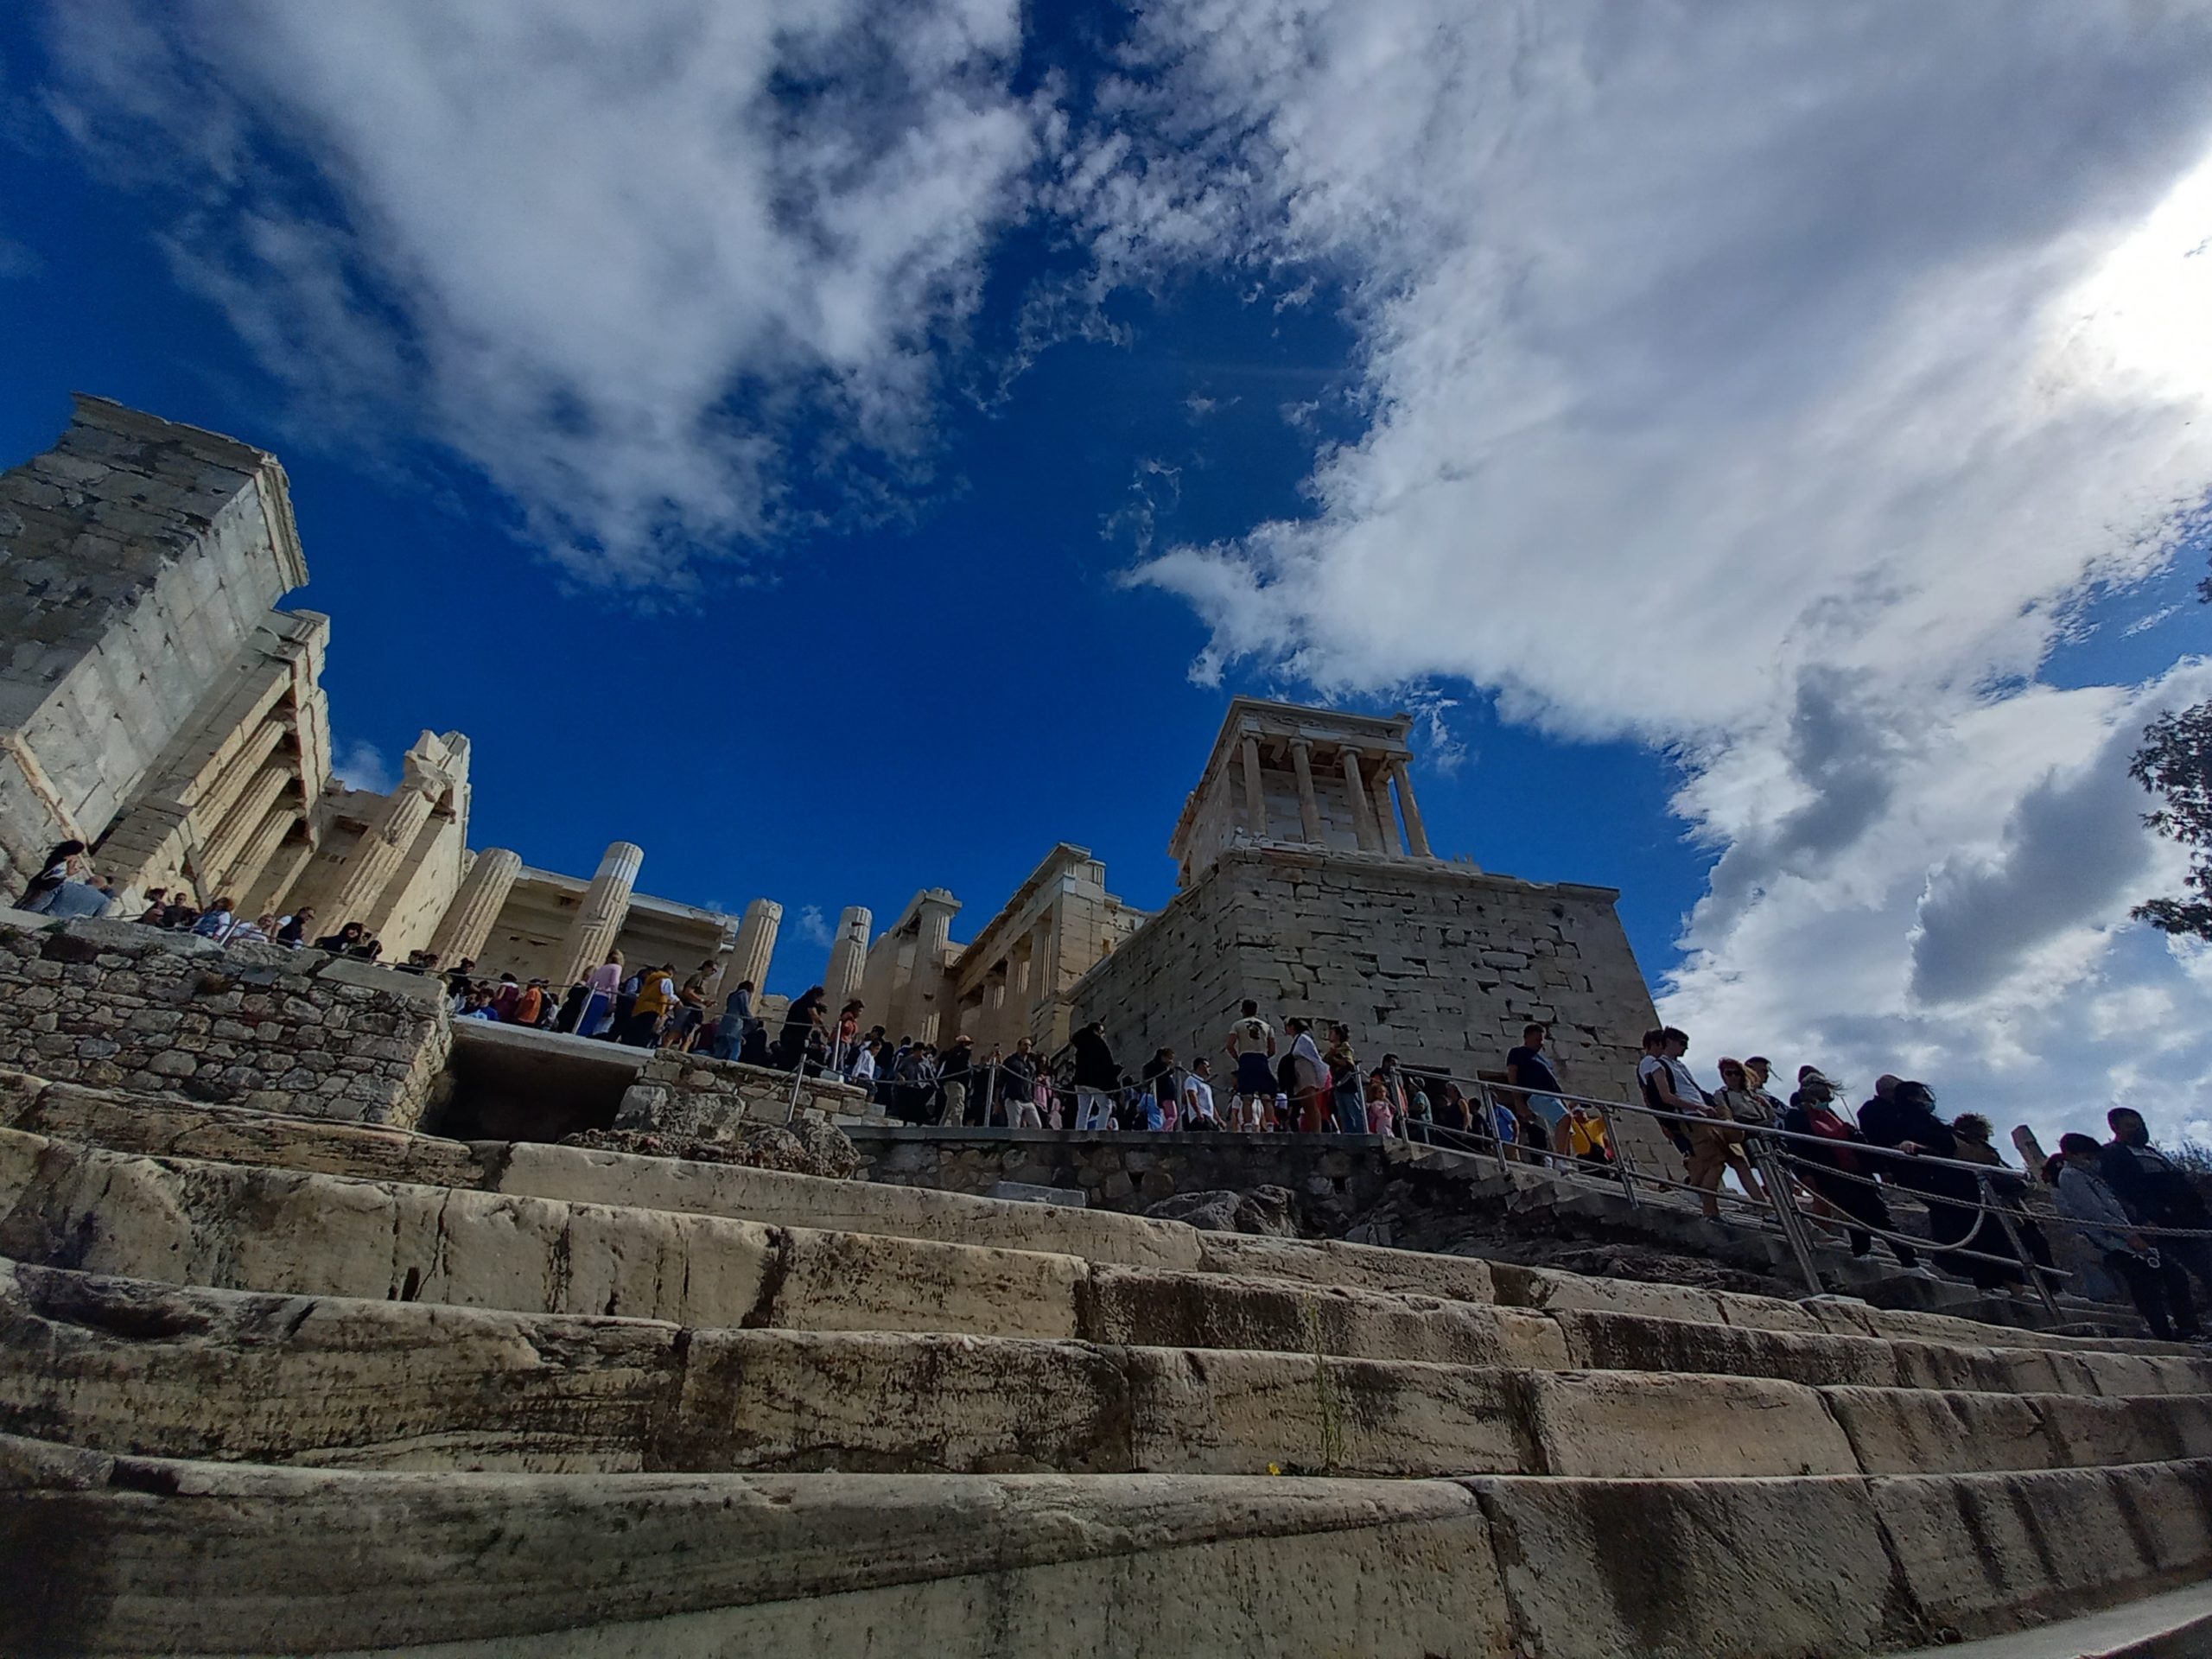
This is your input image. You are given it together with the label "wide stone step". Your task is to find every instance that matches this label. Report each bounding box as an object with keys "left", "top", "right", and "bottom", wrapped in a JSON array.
[
  {"left": 16, "top": 1078, "right": 2195, "bottom": 1363},
  {"left": 9, "top": 1263, "right": 2208, "bottom": 1484},
  {"left": 7, "top": 1434, "right": 2210, "bottom": 1657},
  {"left": 6, "top": 1130, "right": 2206, "bottom": 1402}
]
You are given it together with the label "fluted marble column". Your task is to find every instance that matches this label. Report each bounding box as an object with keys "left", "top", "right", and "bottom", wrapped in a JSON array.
[
  {"left": 200, "top": 763, "right": 294, "bottom": 892},
  {"left": 324, "top": 749, "right": 445, "bottom": 924},
  {"left": 1287, "top": 738, "right": 1324, "bottom": 843},
  {"left": 551, "top": 841, "right": 643, "bottom": 988},
  {"left": 1389, "top": 758, "right": 1433, "bottom": 856},
  {"left": 1239, "top": 733, "right": 1268, "bottom": 838},
  {"left": 429, "top": 847, "right": 522, "bottom": 965},
  {"left": 826, "top": 905, "right": 872, "bottom": 1007},
  {"left": 1340, "top": 747, "right": 1381, "bottom": 852},
  {"left": 725, "top": 897, "right": 783, "bottom": 995},
  {"left": 220, "top": 804, "right": 301, "bottom": 905},
  {"left": 1371, "top": 772, "right": 1406, "bottom": 856}
]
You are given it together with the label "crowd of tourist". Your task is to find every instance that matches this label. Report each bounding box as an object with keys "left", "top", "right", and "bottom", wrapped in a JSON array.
[{"left": 20, "top": 836, "right": 2209, "bottom": 1338}]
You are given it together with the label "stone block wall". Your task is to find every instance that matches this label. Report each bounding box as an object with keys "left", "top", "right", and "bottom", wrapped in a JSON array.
[
  {"left": 845, "top": 1124, "right": 1406, "bottom": 1227},
  {"left": 1071, "top": 844, "right": 1669, "bottom": 1166},
  {"left": 0, "top": 397, "right": 307, "bottom": 893},
  {"left": 0, "top": 912, "right": 449, "bottom": 1128},
  {"left": 613, "top": 1049, "right": 879, "bottom": 1140}
]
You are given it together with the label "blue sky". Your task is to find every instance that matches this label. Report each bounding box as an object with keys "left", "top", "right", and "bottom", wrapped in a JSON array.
[{"left": 5, "top": 2, "right": 2212, "bottom": 1141}]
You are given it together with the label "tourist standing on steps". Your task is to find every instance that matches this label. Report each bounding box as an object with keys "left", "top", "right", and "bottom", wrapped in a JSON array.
[
  {"left": 1285, "top": 1018, "right": 1329, "bottom": 1132},
  {"left": 1181, "top": 1058, "right": 1220, "bottom": 1129},
  {"left": 775, "top": 985, "right": 827, "bottom": 1071},
  {"left": 2101, "top": 1108, "right": 2212, "bottom": 1302},
  {"left": 1224, "top": 1000, "right": 1276, "bottom": 1132},
  {"left": 1861, "top": 1080, "right": 2013, "bottom": 1290},
  {"left": 1707, "top": 1058, "right": 1772, "bottom": 1205},
  {"left": 1000, "top": 1038, "right": 1039, "bottom": 1128},
  {"left": 1324, "top": 1023, "right": 1365, "bottom": 1133},
  {"left": 18, "top": 839, "right": 88, "bottom": 912},
  {"left": 2052, "top": 1135, "right": 2201, "bottom": 1342},
  {"left": 1503, "top": 1023, "right": 1567, "bottom": 1143},
  {"left": 624, "top": 963, "right": 676, "bottom": 1046},
  {"left": 1781, "top": 1069, "right": 1919, "bottom": 1267},
  {"left": 937, "top": 1034, "right": 976, "bottom": 1126},
  {"left": 1070, "top": 1020, "right": 1122, "bottom": 1131},
  {"left": 580, "top": 951, "right": 623, "bottom": 1039},
  {"left": 709, "top": 976, "right": 752, "bottom": 1058}
]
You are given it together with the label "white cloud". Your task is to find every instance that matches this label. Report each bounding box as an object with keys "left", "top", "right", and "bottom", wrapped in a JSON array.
[
  {"left": 2126, "top": 604, "right": 2183, "bottom": 637},
  {"left": 41, "top": 0, "right": 1040, "bottom": 586},
  {"left": 796, "top": 904, "right": 836, "bottom": 950},
  {"left": 1065, "top": 0, "right": 2212, "bottom": 1143},
  {"left": 330, "top": 739, "right": 395, "bottom": 798}
]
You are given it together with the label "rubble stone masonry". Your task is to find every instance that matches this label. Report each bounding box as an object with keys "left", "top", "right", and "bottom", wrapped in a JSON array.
[{"left": 0, "top": 909, "right": 448, "bottom": 1128}]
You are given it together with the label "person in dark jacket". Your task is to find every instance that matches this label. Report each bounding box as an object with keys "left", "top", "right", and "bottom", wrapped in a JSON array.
[
  {"left": 1784, "top": 1070, "right": 1918, "bottom": 1267},
  {"left": 775, "top": 986, "right": 826, "bottom": 1071},
  {"left": 2103, "top": 1108, "right": 2212, "bottom": 1301},
  {"left": 1859, "top": 1080, "right": 2011, "bottom": 1287},
  {"left": 936, "top": 1034, "right": 975, "bottom": 1126},
  {"left": 1069, "top": 1021, "right": 1122, "bottom": 1131}
]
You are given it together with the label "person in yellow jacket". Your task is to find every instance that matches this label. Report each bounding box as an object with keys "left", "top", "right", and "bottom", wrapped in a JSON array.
[{"left": 625, "top": 963, "right": 677, "bottom": 1048}]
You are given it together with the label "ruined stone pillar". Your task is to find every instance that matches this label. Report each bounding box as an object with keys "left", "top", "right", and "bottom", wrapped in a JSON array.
[
  {"left": 826, "top": 905, "right": 872, "bottom": 1007},
  {"left": 1340, "top": 747, "right": 1382, "bottom": 852},
  {"left": 1371, "top": 771, "right": 1406, "bottom": 856},
  {"left": 1390, "top": 758, "right": 1433, "bottom": 856},
  {"left": 429, "top": 847, "right": 522, "bottom": 965},
  {"left": 726, "top": 897, "right": 783, "bottom": 995},
  {"left": 323, "top": 750, "right": 445, "bottom": 925},
  {"left": 1240, "top": 733, "right": 1268, "bottom": 839},
  {"left": 551, "top": 841, "right": 644, "bottom": 988},
  {"left": 1287, "top": 738, "right": 1324, "bottom": 843}
]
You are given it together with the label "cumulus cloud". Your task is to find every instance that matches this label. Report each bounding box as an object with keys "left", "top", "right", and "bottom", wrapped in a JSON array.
[
  {"left": 330, "top": 739, "right": 395, "bottom": 798},
  {"left": 40, "top": 0, "right": 1040, "bottom": 586},
  {"left": 1064, "top": 0, "right": 2212, "bottom": 1140}
]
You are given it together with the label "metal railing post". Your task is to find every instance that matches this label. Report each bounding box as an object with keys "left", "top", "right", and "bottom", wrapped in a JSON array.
[
  {"left": 1591, "top": 1099, "right": 1642, "bottom": 1207},
  {"left": 1980, "top": 1173, "right": 2065, "bottom": 1325},
  {"left": 1749, "top": 1132, "right": 1826, "bottom": 1297}
]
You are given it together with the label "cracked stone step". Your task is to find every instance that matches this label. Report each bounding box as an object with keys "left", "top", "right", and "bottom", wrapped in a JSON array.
[
  {"left": 6, "top": 1435, "right": 2209, "bottom": 1657},
  {"left": 4, "top": 1129, "right": 2205, "bottom": 1402},
  {"left": 8, "top": 1263, "right": 2209, "bottom": 1483},
  {"left": 3, "top": 1090, "right": 2196, "bottom": 1364}
]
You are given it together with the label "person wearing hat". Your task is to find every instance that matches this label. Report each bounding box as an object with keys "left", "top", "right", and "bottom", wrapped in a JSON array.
[
  {"left": 1782, "top": 1069, "right": 1921, "bottom": 1268},
  {"left": 1859, "top": 1078, "right": 2013, "bottom": 1287}
]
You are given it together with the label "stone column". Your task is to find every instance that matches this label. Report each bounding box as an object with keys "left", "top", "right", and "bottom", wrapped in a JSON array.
[
  {"left": 219, "top": 804, "right": 301, "bottom": 905},
  {"left": 550, "top": 841, "right": 644, "bottom": 988},
  {"left": 1340, "top": 747, "right": 1381, "bottom": 852},
  {"left": 1372, "top": 772, "right": 1406, "bottom": 856},
  {"left": 1287, "top": 738, "right": 1324, "bottom": 843},
  {"left": 726, "top": 897, "right": 783, "bottom": 995},
  {"left": 826, "top": 905, "right": 872, "bottom": 1007},
  {"left": 323, "top": 751, "right": 444, "bottom": 924},
  {"left": 429, "top": 847, "right": 522, "bottom": 965},
  {"left": 1390, "top": 757, "right": 1433, "bottom": 856},
  {"left": 1240, "top": 733, "right": 1268, "bottom": 839},
  {"left": 198, "top": 764, "right": 294, "bottom": 892}
]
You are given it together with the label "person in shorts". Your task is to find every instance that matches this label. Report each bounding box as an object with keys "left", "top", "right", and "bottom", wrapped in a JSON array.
[{"left": 1223, "top": 1000, "right": 1277, "bottom": 1131}]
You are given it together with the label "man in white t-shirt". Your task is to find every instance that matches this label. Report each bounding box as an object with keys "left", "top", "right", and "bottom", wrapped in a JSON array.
[
  {"left": 1181, "top": 1058, "right": 1219, "bottom": 1130},
  {"left": 1224, "top": 1000, "right": 1276, "bottom": 1131}
]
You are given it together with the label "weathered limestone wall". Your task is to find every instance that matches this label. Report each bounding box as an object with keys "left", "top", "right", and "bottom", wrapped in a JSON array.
[
  {"left": 0, "top": 910, "right": 449, "bottom": 1127},
  {"left": 613, "top": 1049, "right": 880, "bottom": 1139},
  {"left": 0, "top": 396, "right": 312, "bottom": 896},
  {"left": 1071, "top": 844, "right": 1662, "bottom": 1155},
  {"left": 848, "top": 1124, "right": 1403, "bottom": 1220}
]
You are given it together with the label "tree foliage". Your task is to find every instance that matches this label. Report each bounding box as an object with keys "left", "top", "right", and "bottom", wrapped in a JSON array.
[{"left": 2132, "top": 561, "right": 2212, "bottom": 940}]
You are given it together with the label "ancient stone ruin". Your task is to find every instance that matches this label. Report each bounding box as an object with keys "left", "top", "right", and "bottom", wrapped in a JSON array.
[{"left": 3, "top": 404, "right": 2211, "bottom": 1654}]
